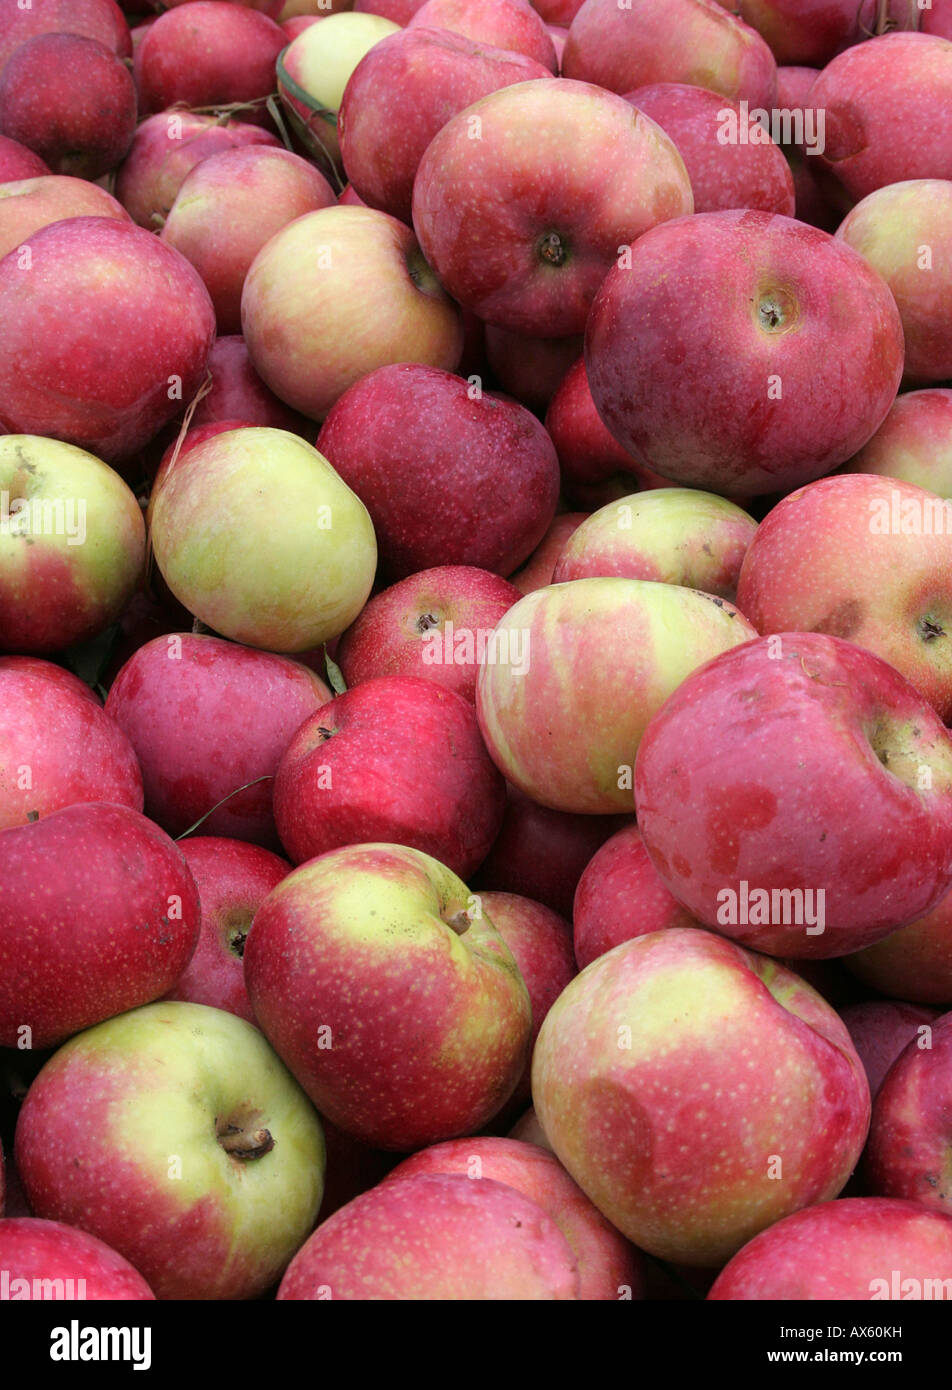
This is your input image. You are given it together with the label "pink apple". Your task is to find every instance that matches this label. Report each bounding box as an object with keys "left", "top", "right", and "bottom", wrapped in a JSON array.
[
  {"left": 846, "top": 389, "right": 952, "bottom": 496},
  {"left": 336, "top": 565, "right": 521, "bottom": 702},
  {"left": 736, "top": 474, "right": 952, "bottom": 720},
  {"left": 106, "top": 632, "right": 332, "bottom": 846},
  {"left": 353, "top": 0, "right": 427, "bottom": 17},
  {"left": 585, "top": 211, "right": 905, "bottom": 497},
  {"left": 840, "top": 1000, "right": 941, "bottom": 1099},
  {"left": 408, "top": 0, "right": 557, "bottom": 70},
  {"left": 572, "top": 824, "right": 697, "bottom": 970},
  {"left": 846, "top": 894, "right": 952, "bottom": 1008},
  {"left": 0, "top": 1219, "right": 155, "bottom": 1300},
  {"left": 316, "top": 364, "right": 559, "bottom": 579},
  {"left": 412, "top": 77, "right": 693, "bottom": 337},
  {"left": 135, "top": 2, "right": 287, "bottom": 116},
  {"left": 0, "top": 802, "right": 201, "bottom": 1049},
  {"left": 634, "top": 633, "right": 952, "bottom": 958},
  {"left": 533, "top": 926, "right": 870, "bottom": 1265},
  {"left": 0, "top": 134, "right": 49, "bottom": 180},
  {"left": 510, "top": 512, "right": 589, "bottom": 594},
  {"left": 273, "top": 675, "right": 506, "bottom": 877},
  {"left": 244, "top": 841, "right": 533, "bottom": 1149},
  {"left": 0, "top": 175, "right": 130, "bottom": 263},
  {"left": 0, "top": 658, "right": 142, "bottom": 831}
]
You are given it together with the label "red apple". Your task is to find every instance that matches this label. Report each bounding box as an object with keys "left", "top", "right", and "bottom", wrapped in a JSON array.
[
  {"left": 0, "top": 134, "right": 49, "bottom": 180},
  {"left": 135, "top": 2, "right": 287, "bottom": 116},
  {"left": 483, "top": 326, "right": 582, "bottom": 414},
  {"left": 509, "top": 512, "right": 589, "bottom": 594},
  {"left": 846, "top": 389, "right": 952, "bottom": 497},
  {"left": 191, "top": 336, "right": 312, "bottom": 435},
  {"left": 840, "top": 1000, "right": 941, "bottom": 1099},
  {"left": 0, "top": 1219, "right": 155, "bottom": 1300},
  {"left": 353, "top": 0, "right": 427, "bottom": 17},
  {"left": 0, "top": 0, "right": 132, "bottom": 74},
  {"left": 408, "top": 0, "right": 557, "bottom": 70}
]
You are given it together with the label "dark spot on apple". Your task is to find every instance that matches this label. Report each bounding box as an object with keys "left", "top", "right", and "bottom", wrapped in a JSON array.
[
  {"left": 919, "top": 615, "right": 945, "bottom": 643},
  {"left": 813, "top": 599, "right": 864, "bottom": 640}
]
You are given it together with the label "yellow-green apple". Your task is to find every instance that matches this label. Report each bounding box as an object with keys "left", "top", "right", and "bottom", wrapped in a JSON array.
[
  {"left": 160, "top": 147, "right": 337, "bottom": 335},
  {"left": 483, "top": 326, "right": 581, "bottom": 414},
  {"left": 845, "top": 895, "right": 952, "bottom": 1007},
  {"left": 634, "top": 632, "right": 952, "bottom": 958},
  {"left": 241, "top": 205, "right": 462, "bottom": 421},
  {"left": 0, "top": 435, "right": 146, "bottom": 652},
  {"left": 0, "top": 0, "right": 131, "bottom": 73},
  {"left": 624, "top": 83, "right": 795, "bottom": 216},
  {"left": 14, "top": 1000, "right": 325, "bottom": 1301},
  {"left": 476, "top": 578, "right": 758, "bottom": 813},
  {"left": 244, "top": 841, "right": 533, "bottom": 1149},
  {"left": 116, "top": 112, "right": 281, "bottom": 229},
  {"left": 845, "top": 390, "right": 952, "bottom": 497},
  {"left": 510, "top": 512, "right": 589, "bottom": 594},
  {"left": 473, "top": 784, "right": 630, "bottom": 918},
  {"left": 0, "top": 219, "right": 216, "bottom": 467},
  {"left": 278, "top": 10, "right": 400, "bottom": 173},
  {"left": 0, "top": 803, "right": 201, "bottom": 1049},
  {"left": 533, "top": 926, "right": 870, "bottom": 1265},
  {"left": 837, "top": 180, "right": 952, "bottom": 385},
  {"left": 0, "top": 657, "right": 142, "bottom": 830},
  {"left": 0, "top": 1219, "right": 155, "bottom": 1300},
  {"left": 0, "top": 134, "right": 48, "bottom": 180},
  {"left": 585, "top": 210, "right": 905, "bottom": 498},
  {"left": 864, "top": 1011, "right": 952, "bottom": 1213},
  {"left": 0, "top": 175, "right": 129, "bottom": 263},
  {"left": 163, "top": 838, "right": 290, "bottom": 1024},
  {"left": 572, "top": 824, "right": 697, "bottom": 970},
  {"left": 277, "top": 1171, "right": 580, "bottom": 1298},
  {"left": 476, "top": 891, "right": 575, "bottom": 1114},
  {"left": 708, "top": 1198, "right": 952, "bottom": 1299},
  {"left": 105, "top": 632, "right": 332, "bottom": 844},
  {"left": 273, "top": 675, "right": 506, "bottom": 875},
  {"left": 563, "top": 0, "right": 777, "bottom": 105},
  {"left": 840, "top": 1001, "right": 941, "bottom": 1099},
  {"left": 149, "top": 427, "right": 378, "bottom": 651},
  {"left": 810, "top": 33, "right": 952, "bottom": 201},
  {"left": 553, "top": 488, "right": 758, "bottom": 600},
  {"left": 338, "top": 28, "right": 550, "bottom": 224},
  {"left": 381, "top": 1136, "right": 642, "bottom": 1300},
  {"left": 315, "top": 364, "right": 559, "bottom": 579},
  {"left": 336, "top": 564, "right": 521, "bottom": 701},
  {"left": 412, "top": 77, "right": 693, "bottom": 337},
  {"left": 192, "top": 335, "right": 311, "bottom": 435},
  {"left": 408, "top": 0, "right": 557, "bottom": 69},
  {"left": 0, "top": 34, "right": 135, "bottom": 181},
  {"left": 146, "top": 419, "right": 263, "bottom": 528},
  {"left": 735, "top": 474, "right": 952, "bottom": 719},
  {"left": 134, "top": 1, "right": 287, "bottom": 116}
]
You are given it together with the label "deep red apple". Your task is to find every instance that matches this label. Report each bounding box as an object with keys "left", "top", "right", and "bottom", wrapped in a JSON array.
[
  {"left": 0, "top": 134, "right": 49, "bottom": 180},
  {"left": 483, "top": 326, "right": 582, "bottom": 414},
  {"left": 839, "top": 1000, "right": 941, "bottom": 1099},
  {"left": 190, "top": 336, "right": 311, "bottom": 435},
  {"left": 0, "top": 0, "right": 132, "bottom": 74},
  {"left": 135, "top": 1, "right": 287, "bottom": 116},
  {"left": 408, "top": 0, "right": 557, "bottom": 70}
]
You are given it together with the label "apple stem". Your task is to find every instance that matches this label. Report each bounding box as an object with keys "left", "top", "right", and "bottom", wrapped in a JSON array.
[{"left": 217, "top": 1120, "right": 275, "bottom": 1160}]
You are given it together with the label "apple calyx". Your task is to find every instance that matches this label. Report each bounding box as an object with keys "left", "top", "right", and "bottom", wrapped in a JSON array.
[
  {"left": 537, "top": 231, "right": 568, "bottom": 268},
  {"left": 415, "top": 611, "right": 441, "bottom": 634},
  {"left": 756, "top": 288, "right": 797, "bottom": 333},
  {"left": 216, "top": 1108, "right": 275, "bottom": 1161},
  {"left": 918, "top": 614, "right": 946, "bottom": 644}
]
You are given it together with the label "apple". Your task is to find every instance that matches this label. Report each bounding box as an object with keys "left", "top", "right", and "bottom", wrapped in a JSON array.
[
  {"left": 0, "top": 1219, "right": 155, "bottom": 1300},
  {"left": 149, "top": 427, "right": 378, "bottom": 652},
  {"left": 135, "top": 2, "right": 287, "bottom": 116},
  {"left": 241, "top": 205, "right": 463, "bottom": 422},
  {"left": 317, "top": 1118, "right": 398, "bottom": 1223},
  {"left": 315, "top": 364, "right": 559, "bottom": 579},
  {"left": 15, "top": 1000, "right": 325, "bottom": 1301},
  {"left": 0, "top": 134, "right": 49, "bottom": 180},
  {"left": 192, "top": 336, "right": 313, "bottom": 435},
  {"left": 924, "top": 1, "right": 952, "bottom": 38},
  {"left": 864, "top": 1011, "right": 952, "bottom": 1214},
  {"left": 508, "top": 1106, "right": 553, "bottom": 1151},
  {"left": 0, "top": 218, "right": 216, "bottom": 467},
  {"left": 337, "top": 26, "right": 550, "bottom": 223},
  {"left": 0, "top": 434, "right": 146, "bottom": 653},
  {"left": 562, "top": 0, "right": 778, "bottom": 107},
  {"left": 244, "top": 841, "right": 533, "bottom": 1150},
  {"left": 353, "top": 0, "right": 427, "bottom": 18},
  {"left": 773, "top": 64, "right": 848, "bottom": 234},
  {"left": 552, "top": 488, "right": 758, "bottom": 600},
  {"left": 634, "top": 632, "right": 952, "bottom": 958},
  {"left": 0, "top": 657, "right": 142, "bottom": 831},
  {"left": 845, "top": 894, "right": 952, "bottom": 1008},
  {"left": 105, "top": 632, "right": 332, "bottom": 845},
  {"left": 510, "top": 512, "right": 589, "bottom": 594},
  {"left": 336, "top": 564, "right": 521, "bottom": 702},
  {"left": 531, "top": 0, "right": 582, "bottom": 22},
  {"left": 483, "top": 326, "right": 582, "bottom": 414},
  {"left": 382, "top": 1136, "right": 642, "bottom": 1300},
  {"left": 146, "top": 420, "right": 262, "bottom": 527},
  {"left": 164, "top": 837, "right": 290, "bottom": 1024},
  {"left": 0, "top": 35, "right": 136, "bottom": 181},
  {"left": 277, "top": 1172, "right": 580, "bottom": 1298},
  {"left": 845, "top": 389, "right": 952, "bottom": 496},
  {"left": 735, "top": 474, "right": 952, "bottom": 720},
  {"left": 473, "top": 784, "right": 630, "bottom": 918},
  {"left": 0, "top": 802, "right": 201, "bottom": 1049},
  {"left": 837, "top": 180, "right": 952, "bottom": 385},
  {"left": 572, "top": 824, "right": 697, "bottom": 970},
  {"left": 585, "top": 210, "right": 905, "bottom": 498},
  {"left": 475, "top": 578, "right": 758, "bottom": 814},
  {"left": 809, "top": 33, "right": 952, "bottom": 202},
  {"left": 412, "top": 77, "right": 693, "bottom": 338},
  {"left": 407, "top": 0, "right": 557, "bottom": 71},
  {"left": 532, "top": 926, "right": 870, "bottom": 1266},
  {"left": 708, "top": 1198, "right": 952, "bottom": 1299},
  {"left": 0, "top": 0, "right": 132, "bottom": 75},
  {"left": 273, "top": 675, "right": 506, "bottom": 876},
  {"left": 840, "top": 1000, "right": 941, "bottom": 1099},
  {"left": 116, "top": 112, "right": 281, "bottom": 229},
  {"left": 714, "top": 0, "right": 862, "bottom": 66},
  {"left": 0, "top": 175, "right": 130, "bottom": 263}
]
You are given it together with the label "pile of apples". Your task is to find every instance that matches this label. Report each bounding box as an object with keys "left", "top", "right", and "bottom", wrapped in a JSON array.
[{"left": 0, "top": 0, "right": 951, "bottom": 1304}]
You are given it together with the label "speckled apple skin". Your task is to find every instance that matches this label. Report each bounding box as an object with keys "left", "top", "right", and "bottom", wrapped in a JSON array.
[
  {"left": 839, "top": 1001, "right": 940, "bottom": 1100},
  {"left": 0, "top": 1218, "right": 155, "bottom": 1300},
  {"left": 0, "top": 803, "right": 201, "bottom": 1048},
  {"left": 244, "top": 842, "right": 533, "bottom": 1151},
  {"left": 847, "top": 389, "right": 952, "bottom": 498},
  {"left": 532, "top": 927, "right": 870, "bottom": 1267},
  {"left": 135, "top": 4, "right": 287, "bottom": 117}
]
